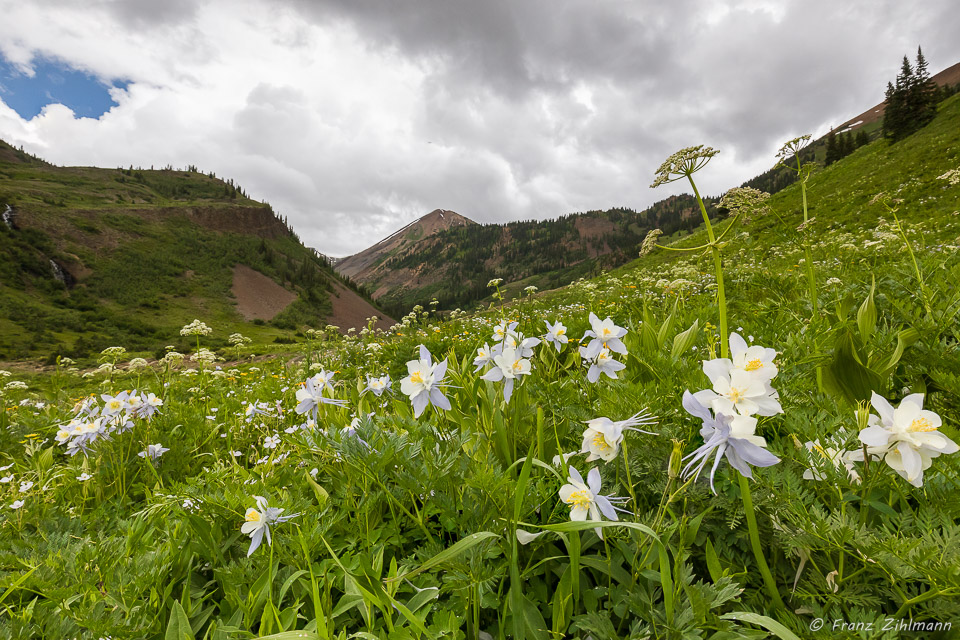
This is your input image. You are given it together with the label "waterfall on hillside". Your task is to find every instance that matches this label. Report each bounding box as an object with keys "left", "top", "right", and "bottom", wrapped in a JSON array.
[
  {"left": 2, "top": 204, "right": 12, "bottom": 230},
  {"left": 50, "top": 259, "right": 67, "bottom": 284}
]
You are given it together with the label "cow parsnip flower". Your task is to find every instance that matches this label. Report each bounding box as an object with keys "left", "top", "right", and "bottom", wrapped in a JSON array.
[
  {"left": 851, "top": 392, "right": 958, "bottom": 487},
  {"left": 651, "top": 145, "right": 720, "bottom": 188}
]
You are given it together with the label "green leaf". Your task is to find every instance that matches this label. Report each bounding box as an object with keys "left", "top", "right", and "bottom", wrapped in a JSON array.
[
  {"left": 165, "top": 602, "right": 196, "bottom": 640},
  {"left": 822, "top": 332, "right": 882, "bottom": 404},
  {"left": 721, "top": 611, "right": 801, "bottom": 640},
  {"left": 391, "top": 532, "right": 500, "bottom": 582},
  {"left": 704, "top": 538, "right": 723, "bottom": 583},
  {"left": 671, "top": 319, "right": 700, "bottom": 360},
  {"left": 658, "top": 543, "right": 674, "bottom": 625},
  {"left": 304, "top": 471, "right": 329, "bottom": 507},
  {"left": 873, "top": 327, "right": 920, "bottom": 379},
  {"left": 856, "top": 277, "right": 877, "bottom": 342}
]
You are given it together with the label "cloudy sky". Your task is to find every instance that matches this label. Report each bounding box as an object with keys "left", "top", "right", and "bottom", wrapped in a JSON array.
[{"left": 1, "top": 1, "right": 958, "bottom": 256}]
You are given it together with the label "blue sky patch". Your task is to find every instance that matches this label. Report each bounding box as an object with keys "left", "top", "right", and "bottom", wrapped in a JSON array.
[{"left": 0, "top": 53, "right": 130, "bottom": 120}]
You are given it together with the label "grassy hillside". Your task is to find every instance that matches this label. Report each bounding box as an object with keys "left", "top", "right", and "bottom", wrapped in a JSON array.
[{"left": 0, "top": 141, "right": 384, "bottom": 361}]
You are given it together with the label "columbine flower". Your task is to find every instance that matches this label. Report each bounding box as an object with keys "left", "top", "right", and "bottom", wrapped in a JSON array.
[
  {"left": 241, "top": 496, "right": 298, "bottom": 556},
  {"left": 480, "top": 347, "right": 531, "bottom": 403},
  {"left": 581, "top": 411, "right": 658, "bottom": 463},
  {"left": 650, "top": 145, "right": 720, "bottom": 188},
  {"left": 492, "top": 320, "right": 518, "bottom": 343},
  {"left": 544, "top": 320, "right": 569, "bottom": 352},
  {"left": 138, "top": 444, "right": 169, "bottom": 461},
  {"left": 681, "top": 392, "right": 780, "bottom": 494},
  {"left": 581, "top": 313, "right": 628, "bottom": 359},
  {"left": 802, "top": 440, "right": 861, "bottom": 484},
  {"left": 137, "top": 393, "right": 164, "bottom": 420},
  {"left": 851, "top": 392, "right": 958, "bottom": 487},
  {"left": 558, "top": 466, "right": 629, "bottom": 538},
  {"left": 400, "top": 345, "right": 452, "bottom": 418},
  {"left": 502, "top": 332, "right": 540, "bottom": 358},
  {"left": 473, "top": 343, "right": 495, "bottom": 371},
  {"left": 295, "top": 374, "right": 346, "bottom": 420},
  {"left": 694, "top": 367, "right": 782, "bottom": 417},
  {"left": 582, "top": 347, "right": 626, "bottom": 383},
  {"left": 363, "top": 375, "right": 391, "bottom": 397}
]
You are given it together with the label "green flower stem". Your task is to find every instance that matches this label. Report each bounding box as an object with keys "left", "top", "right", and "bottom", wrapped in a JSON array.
[
  {"left": 688, "top": 175, "right": 728, "bottom": 358},
  {"left": 738, "top": 473, "right": 785, "bottom": 611}
]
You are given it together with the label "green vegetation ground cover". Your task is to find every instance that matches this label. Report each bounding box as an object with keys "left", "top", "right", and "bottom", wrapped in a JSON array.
[
  {"left": 0, "top": 97, "right": 959, "bottom": 639},
  {"left": 0, "top": 152, "right": 344, "bottom": 361}
]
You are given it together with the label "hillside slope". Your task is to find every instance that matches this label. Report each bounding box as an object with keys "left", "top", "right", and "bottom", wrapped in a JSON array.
[{"left": 0, "top": 141, "right": 392, "bottom": 360}]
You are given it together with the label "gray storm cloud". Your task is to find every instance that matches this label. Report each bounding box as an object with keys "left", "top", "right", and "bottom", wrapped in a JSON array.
[{"left": 0, "top": 0, "right": 958, "bottom": 256}]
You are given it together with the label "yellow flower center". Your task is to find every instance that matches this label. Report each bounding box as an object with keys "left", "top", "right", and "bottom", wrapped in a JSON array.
[
  {"left": 592, "top": 433, "right": 611, "bottom": 452},
  {"left": 566, "top": 489, "right": 593, "bottom": 511},
  {"left": 745, "top": 358, "right": 764, "bottom": 371},
  {"left": 601, "top": 328, "right": 612, "bottom": 337},
  {"left": 109, "top": 401, "right": 122, "bottom": 411},
  {"left": 512, "top": 360, "right": 524, "bottom": 372},
  {"left": 245, "top": 509, "right": 261, "bottom": 522},
  {"left": 728, "top": 387, "right": 745, "bottom": 403},
  {"left": 410, "top": 371, "right": 424, "bottom": 385},
  {"left": 908, "top": 418, "right": 936, "bottom": 432}
]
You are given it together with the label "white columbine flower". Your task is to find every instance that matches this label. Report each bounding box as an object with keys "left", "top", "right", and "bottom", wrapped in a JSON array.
[
  {"left": 241, "top": 496, "right": 299, "bottom": 556},
  {"left": 852, "top": 392, "right": 958, "bottom": 487},
  {"left": 581, "top": 410, "right": 658, "bottom": 462},
  {"left": 480, "top": 346, "right": 531, "bottom": 403},
  {"left": 581, "top": 313, "right": 628, "bottom": 359},
  {"left": 558, "top": 466, "right": 629, "bottom": 538},
  {"left": 582, "top": 347, "right": 626, "bottom": 383},
  {"left": 694, "top": 367, "right": 782, "bottom": 417},
  {"left": 295, "top": 374, "right": 346, "bottom": 420},
  {"left": 363, "top": 375, "right": 391, "bottom": 397},
  {"left": 492, "top": 320, "right": 518, "bottom": 343},
  {"left": 138, "top": 444, "right": 169, "bottom": 460},
  {"left": 544, "top": 320, "right": 569, "bottom": 352},
  {"left": 400, "top": 345, "right": 452, "bottom": 418},
  {"left": 473, "top": 344, "right": 495, "bottom": 372}
]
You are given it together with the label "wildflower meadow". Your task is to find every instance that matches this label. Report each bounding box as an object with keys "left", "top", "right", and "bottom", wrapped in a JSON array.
[{"left": 2, "top": 112, "right": 960, "bottom": 639}]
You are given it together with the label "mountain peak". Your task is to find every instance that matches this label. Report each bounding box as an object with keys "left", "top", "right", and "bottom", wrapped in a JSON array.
[{"left": 335, "top": 208, "right": 475, "bottom": 279}]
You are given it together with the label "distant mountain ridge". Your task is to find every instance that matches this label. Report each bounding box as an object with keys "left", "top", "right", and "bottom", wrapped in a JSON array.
[{"left": 335, "top": 199, "right": 716, "bottom": 315}]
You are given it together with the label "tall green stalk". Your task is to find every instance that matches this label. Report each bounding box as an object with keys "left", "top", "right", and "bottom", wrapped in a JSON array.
[
  {"left": 688, "top": 176, "right": 729, "bottom": 359},
  {"left": 738, "top": 473, "right": 785, "bottom": 611}
]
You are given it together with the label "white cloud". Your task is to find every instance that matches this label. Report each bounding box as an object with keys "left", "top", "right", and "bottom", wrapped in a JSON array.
[{"left": 0, "top": 0, "right": 958, "bottom": 256}]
